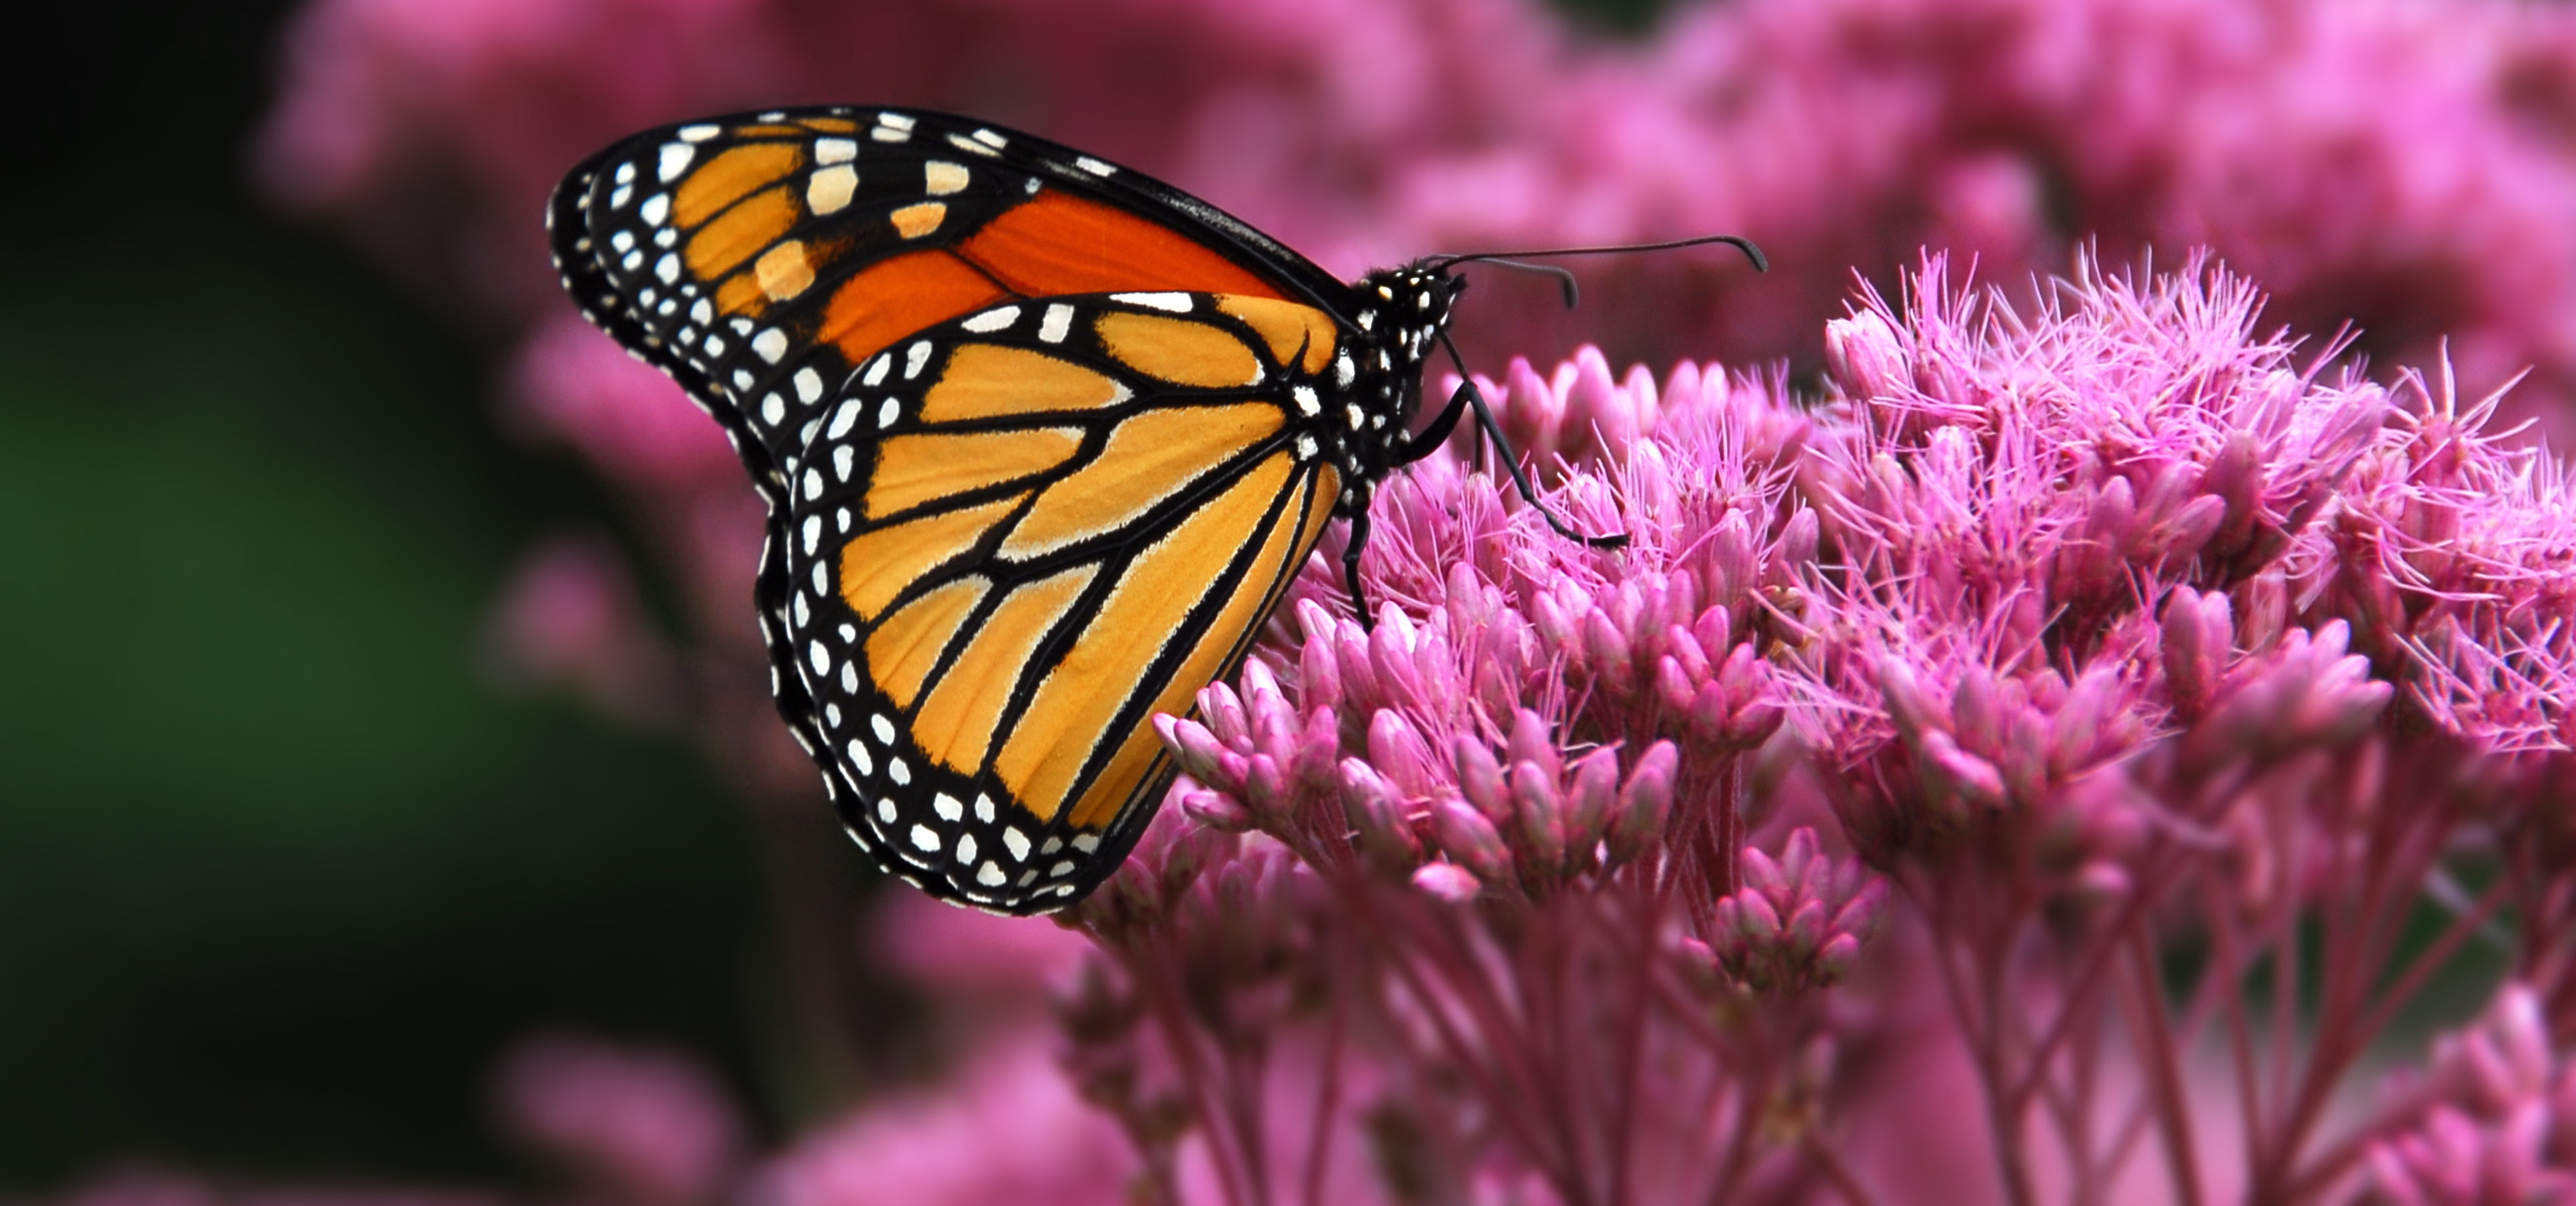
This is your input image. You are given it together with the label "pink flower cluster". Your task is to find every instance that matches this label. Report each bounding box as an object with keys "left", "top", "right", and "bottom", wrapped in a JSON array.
[{"left": 1061, "top": 255, "right": 2576, "bottom": 1203}]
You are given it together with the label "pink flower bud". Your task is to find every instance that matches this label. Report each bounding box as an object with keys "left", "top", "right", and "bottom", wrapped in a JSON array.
[
  {"left": 1507, "top": 710, "right": 1562, "bottom": 783},
  {"left": 1411, "top": 861, "right": 1481, "bottom": 902},
  {"left": 1181, "top": 788, "right": 1253, "bottom": 832},
  {"left": 1581, "top": 607, "right": 1635, "bottom": 692},
  {"left": 1732, "top": 890, "right": 1784, "bottom": 941},
  {"left": 2161, "top": 586, "right": 2231, "bottom": 717},
  {"left": 1950, "top": 665, "right": 2003, "bottom": 756},
  {"left": 1452, "top": 735, "right": 1509, "bottom": 822},
  {"left": 1299, "top": 630, "right": 1343, "bottom": 712},
  {"left": 1605, "top": 742, "right": 1678, "bottom": 866},
  {"left": 1368, "top": 709, "right": 1437, "bottom": 798},
  {"left": 1562, "top": 749, "right": 1619, "bottom": 867},
  {"left": 1824, "top": 309, "right": 1908, "bottom": 400},
  {"left": 1293, "top": 706, "right": 1342, "bottom": 798},
  {"left": 1509, "top": 761, "right": 1568, "bottom": 882},
  {"left": 1694, "top": 605, "right": 1735, "bottom": 662},
  {"left": 2149, "top": 492, "right": 2227, "bottom": 560},
  {"left": 1430, "top": 796, "right": 1515, "bottom": 887},
  {"left": 1339, "top": 758, "right": 1423, "bottom": 870},
  {"left": 1200, "top": 681, "right": 1251, "bottom": 749},
  {"left": 1876, "top": 656, "right": 1944, "bottom": 744},
  {"left": 1919, "top": 729, "right": 2007, "bottom": 811},
  {"left": 1159, "top": 714, "right": 1232, "bottom": 784},
  {"left": 1241, "top": 754, "right": 1289, "bottom": 819},
  {"left": 1783, "top": 899, "right": 1828, "bottom": 951}
]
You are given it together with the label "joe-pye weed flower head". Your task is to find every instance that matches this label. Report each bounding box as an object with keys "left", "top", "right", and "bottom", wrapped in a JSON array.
[{"left": 1061, "top": 253, "right": 2576, "bottom": 1204}]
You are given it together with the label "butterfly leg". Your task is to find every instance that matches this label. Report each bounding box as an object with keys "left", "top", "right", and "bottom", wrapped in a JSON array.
[
  {"left": 1401, "top": 375, "right": 1628, "bottom": 551},
  {"left": 1343, "top": 508, "right": 1377, "bottom": 630}
]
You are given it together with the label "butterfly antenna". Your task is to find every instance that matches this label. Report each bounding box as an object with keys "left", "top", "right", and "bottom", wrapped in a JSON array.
[
  {"left": 1430, "top": 233, "right": 1767, "bottom": 275},
  {"left": 1461, "top": 257, "right": 1582, "bottom": 309}
]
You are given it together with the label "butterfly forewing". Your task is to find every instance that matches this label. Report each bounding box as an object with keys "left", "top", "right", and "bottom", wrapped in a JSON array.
[{"left": 550, "top": 107, "right": 1440, "bottom": 913}]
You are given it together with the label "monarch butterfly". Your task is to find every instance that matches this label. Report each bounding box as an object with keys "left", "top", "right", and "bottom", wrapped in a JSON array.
[{"left": 548, "top": 106, "right": 1760, "bottom": 913}]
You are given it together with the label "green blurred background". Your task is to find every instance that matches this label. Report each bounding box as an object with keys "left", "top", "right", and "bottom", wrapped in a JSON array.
[{"left": 6, "top": 1, "right": 773, "bottom": 1186}]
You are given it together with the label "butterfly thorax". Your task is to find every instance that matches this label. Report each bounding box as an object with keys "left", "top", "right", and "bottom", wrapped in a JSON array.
[{"left": 1313, "top": 263, "right": 1457, "bottom": 517}]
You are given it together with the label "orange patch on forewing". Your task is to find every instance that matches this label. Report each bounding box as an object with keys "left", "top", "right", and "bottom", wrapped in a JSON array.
[
  {"left": 684, "top": 184, "right": 800, "bottom": 279},
  {"left": 996, "top": 454, "right": 1304, "bottom": 823},
  {"left": 956, "top": 191, "right": 1287, "bottom": 300},
  {"left": 820, "top": 250, "right": 1009, "bottom": 368},
  {"left": 1096, "top": 312, "right": 1263, "bottom": 388},
  {"left": 891, "top": 202, "right": 947, "bottom": 239},
  {"left": 755, "top": 240, "right": 815, "bottom": 300},
  {"left": 919, "top": 346, "right": 1129, "bottom": 422},
  {"left": 998, "top": 403, "right": 1283, "bottom": 558},
  {"left": 912, "top": 565, "right": 1098, "bottom": 774},
  {"left": 865, "top": 576, "right": 990, "bottom": 708},
  {"left": 674, "top": 143, "right": 804, "bottom": 228},
  {"left": 1215, "top": 295, "right": 1338, "bottom": 375},
  {"left": 798, "top": 116, "right": 860, "bottom": 133},
  {"left": 865, "top": 427, "right": 1085, "bottom": 520},
  {"left": 838, "top": 494, "right": 1023, "bottom": 620}
]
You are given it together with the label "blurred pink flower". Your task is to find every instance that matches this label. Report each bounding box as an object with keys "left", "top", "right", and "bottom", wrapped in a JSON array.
[
  {"left": 2369, "top": 985, "right": 2576, "bottom": 1205},
  {"left": 481, "top": 534, "right": 680, "bottom": 727},
  {"left": 494, "top": 1033, "right": 744, "bottom": 1205},
  {"left": 748, "top": 1034, "right": 1134, "bottom": 1206}
]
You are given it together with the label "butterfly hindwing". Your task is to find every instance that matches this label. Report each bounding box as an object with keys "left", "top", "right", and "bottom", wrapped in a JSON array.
[{"left": 780, "top": 291, "right": 1341, "bottom": 910}]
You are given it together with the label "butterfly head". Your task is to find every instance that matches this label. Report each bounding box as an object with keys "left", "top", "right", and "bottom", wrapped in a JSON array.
[{"left": 1342, "top": 261, "right": 1464, "bottom": 440}]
